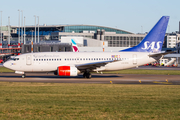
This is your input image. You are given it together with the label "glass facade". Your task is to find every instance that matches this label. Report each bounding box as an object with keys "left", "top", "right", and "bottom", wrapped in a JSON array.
[
  {"left": 17, "top": 27, "right": 62, "bottom": 36},
  {"left": 64, "top": 25, "right": 132, "bottom": 34},
  {"left": 105, "top": 36, "right": 144, "bottom": 47},
  {"left": 15, "top": 25, "right": 132, "bottom": 36}
]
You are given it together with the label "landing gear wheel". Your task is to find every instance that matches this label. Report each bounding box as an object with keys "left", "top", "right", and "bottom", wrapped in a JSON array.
[
  {"left": 22, "top": 74, "right": 26, "bottom": 78},
  {"left": 86, "top": 72, "right": 91, "bottom": 79},
  {"left": 83, "top": 72, "right": 86, "bottom": 78},
  {"left": 83, "top": 72, "right": 91, "bottom": 79}
]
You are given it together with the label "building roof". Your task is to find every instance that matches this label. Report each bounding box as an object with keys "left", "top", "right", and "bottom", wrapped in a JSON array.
[{"left": 11, "top": 24, "right": 134, "bottom": 34}]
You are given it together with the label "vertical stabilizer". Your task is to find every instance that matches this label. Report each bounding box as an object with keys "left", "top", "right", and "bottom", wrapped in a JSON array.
[
  {"left": 71, "top": 39, "right": 79, "bottom": 52},
  {"left": 121, "top": 16, "right": 169, "bottom": 53}
]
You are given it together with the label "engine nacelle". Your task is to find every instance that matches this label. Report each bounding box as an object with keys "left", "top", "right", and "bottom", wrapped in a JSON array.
[{"left": 56, "top": 66, "right": 78, "bottom": 76}]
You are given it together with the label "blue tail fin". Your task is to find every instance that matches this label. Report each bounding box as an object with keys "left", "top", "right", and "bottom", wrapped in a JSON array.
[{"left": 120, "top": 16, "right": 169, "bottom": 53}]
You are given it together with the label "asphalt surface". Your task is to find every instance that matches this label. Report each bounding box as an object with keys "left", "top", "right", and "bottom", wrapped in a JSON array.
[{"left": 0, "top": 72, "right": 180, "bottom": 85}]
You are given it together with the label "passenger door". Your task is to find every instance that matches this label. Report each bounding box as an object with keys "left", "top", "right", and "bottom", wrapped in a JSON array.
[
  {"left": 26, "top": 55, "right": 32, "bottom": 65},
  {"left": 133, "top": 54, "right": 137, "bottom": 65}
]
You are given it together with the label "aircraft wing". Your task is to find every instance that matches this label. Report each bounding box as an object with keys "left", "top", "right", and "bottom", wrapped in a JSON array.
[
  {"left": 75, "top": 60, "right": 119, "bottom": 71},
  {"left": 148, "top": 51, "right": 175, "bottom": 57}
]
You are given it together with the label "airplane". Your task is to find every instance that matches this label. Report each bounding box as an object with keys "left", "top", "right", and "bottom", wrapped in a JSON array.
[{"left": 3, "top": 16, "right": 170, "bottom": 79}]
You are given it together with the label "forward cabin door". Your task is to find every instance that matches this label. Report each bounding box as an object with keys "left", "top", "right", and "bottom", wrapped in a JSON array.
[
  {"left": 26, "top": 55, "right": 32, "bottom": 65},
  {"left": 133, "top": 54, "right": 137, "bottom": 65}
]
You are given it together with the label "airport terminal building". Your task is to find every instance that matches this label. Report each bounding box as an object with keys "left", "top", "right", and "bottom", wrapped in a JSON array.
[{"left": 0, "top": 24, "right": 145, "bottom": 48}]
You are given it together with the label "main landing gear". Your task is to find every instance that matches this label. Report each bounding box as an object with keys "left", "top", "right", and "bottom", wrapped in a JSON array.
[{"left": 83, "top": 71, "right": 91, "bottom": 79}]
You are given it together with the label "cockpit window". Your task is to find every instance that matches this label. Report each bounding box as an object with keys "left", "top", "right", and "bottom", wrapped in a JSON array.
[{"left": 10, "top": 58, "right": 19, "bottom": 61}]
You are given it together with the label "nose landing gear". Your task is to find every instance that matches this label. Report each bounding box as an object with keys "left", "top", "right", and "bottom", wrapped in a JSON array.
[{"left": 22, "top": 74, "right": 26, "bottom": 78}]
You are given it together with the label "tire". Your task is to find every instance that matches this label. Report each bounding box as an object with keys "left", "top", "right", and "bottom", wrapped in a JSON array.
[
  {"left": 86, "top": 73, "right": 91, "bottom": 79},
  {"left": 83, "top": 72, "right": 87, "bottom": 78},
  {"left": 22, "top": 74, "right": 26, "bottom": 78}
]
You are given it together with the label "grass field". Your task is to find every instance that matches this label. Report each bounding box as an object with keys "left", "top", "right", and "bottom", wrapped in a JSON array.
[
  {"left": 0, "top": 67, "right": 14, "bottom": 73},
  {"left": 0, "top": 82, "right": 180, "bottom": 119}
]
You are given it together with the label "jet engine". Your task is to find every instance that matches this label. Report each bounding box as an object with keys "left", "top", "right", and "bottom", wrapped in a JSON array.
[{"left": 55, "top": 66, "right": 78, "bottom": 76}]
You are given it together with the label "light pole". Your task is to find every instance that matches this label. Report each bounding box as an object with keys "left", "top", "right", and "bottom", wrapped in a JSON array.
[
  {"left": 0, "top": 11, "right": 2, "bottom": 48},
  {"left": 31, "top": 30, "right": 34, "bottom": 53},
  {"left": 129, "top": 36, "right": 130, "bottom": 47},
  {"left": 168, "top": 25, "right": 170, "bottom": 33},
  {"left": 141, "top": 26, "right": 143, "bottom": 33},
  {"left": 34, "top": 15, "right": 36, "bottom": 43},
  {"left": 18, "top": 9, "right": 20, "bottom": 48},
  {"left": 21, "top": 10, "right": 23, "bottom": 44},
  {"left": 24, "top": 17, "right": 26, "bottom": 44},
  {"left": 37, "top": 16, "right": 39, "bottom": 43},
  {"left": 8, "top": 16, "right": 10, "bottom": 47}
]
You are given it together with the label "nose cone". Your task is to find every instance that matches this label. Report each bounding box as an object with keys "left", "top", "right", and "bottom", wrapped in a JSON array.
[{"left": 3, "top": 61, "right": 11, "bottom": 69}]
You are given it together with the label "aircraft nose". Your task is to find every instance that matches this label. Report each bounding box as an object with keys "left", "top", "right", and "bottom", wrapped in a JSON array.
[{"left": 3, "top": 61, "right": 11, "bottom": 69}]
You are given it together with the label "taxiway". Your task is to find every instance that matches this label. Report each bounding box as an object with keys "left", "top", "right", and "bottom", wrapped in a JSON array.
[{"left": 0, "top": 72, "right": 179, "bottom": 85}]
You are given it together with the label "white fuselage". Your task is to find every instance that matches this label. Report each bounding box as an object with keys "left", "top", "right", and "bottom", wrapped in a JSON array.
[{"left": 4, "top": 52, "right": 159, "bottom": 73}]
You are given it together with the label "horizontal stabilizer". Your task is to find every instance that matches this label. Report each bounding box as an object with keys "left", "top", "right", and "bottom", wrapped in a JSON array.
[{"left": 148, "top": 51, "right": 175, "bottom": 57}]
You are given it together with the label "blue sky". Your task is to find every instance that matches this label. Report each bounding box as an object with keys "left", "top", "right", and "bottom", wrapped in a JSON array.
[{"left": 1, "top": 0, "right": 180, "bottom": 33}]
